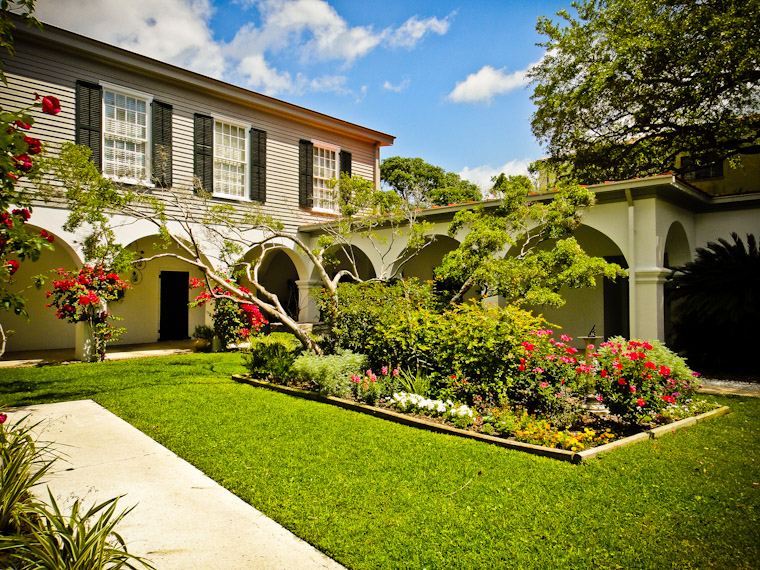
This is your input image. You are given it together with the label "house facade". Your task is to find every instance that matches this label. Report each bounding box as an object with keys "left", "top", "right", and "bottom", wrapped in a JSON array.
[
  {"left": 2, "top": 20, "right": 758, "bottom": 356},
  {"left": 1, "top": 20, "right": 393, "bottom": 352}
]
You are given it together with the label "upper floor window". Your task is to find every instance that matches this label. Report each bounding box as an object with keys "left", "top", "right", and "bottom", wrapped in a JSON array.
[
  {"left": 214, "top": 120, "right": 247, "bottom": 199},
  {"left": 298, "top": 139, "right": 351, "bottom": 212},
  {"left": 681, "top": 155, "right": 723, "bottom": 181},
  {"left": 313, "top": 144, "right": 339, "bottom": 212},
  {"left": 75, "top": 80, "right": 173, "bottom": 188}
]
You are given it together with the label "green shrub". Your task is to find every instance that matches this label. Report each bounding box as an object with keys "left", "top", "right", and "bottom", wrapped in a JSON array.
[
  {"left": 349, "top": 366, "right": 403, "bottom": 405},
  {"left": 292, "top": 349, "right": 368, "bottom": 397},
  {"left": 242, "top": 333, "right": 303, "bottom": 382}
]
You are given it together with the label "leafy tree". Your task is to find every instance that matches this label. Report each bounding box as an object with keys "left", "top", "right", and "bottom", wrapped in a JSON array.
[
  {"left": 45, "top": 144, "right": 435, "bottom": 355},
  {"left": 380, "top": 156, "right": 482, "bottom": 206},
  {"left": 529, "top": 0, "right": 760, "bottom": 183},
  {"left": 435, "top": 174, "right": 626, "bottom": 305},
  {"left": 666, "top": 233, "right": 760, "bottom": 374}
]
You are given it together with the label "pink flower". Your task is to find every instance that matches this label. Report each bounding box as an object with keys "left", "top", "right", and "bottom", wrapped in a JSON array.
[
  {"left": 381, "top": 366, "right": 388, "bottom": 375},
  {"left": 565, "top": 347, "right": 578, "bottom": 355},
  {"left": 560, "top": 334, "right": 572, "bottom": 342},
  {"left": 612, "top": 362, "right": 624, "bottom": 370},
  {"left": 532, "top": 367, "right": 544, "bottom": 374},
  {"left": 540, "top": 382, "right": 550, "bottom": 389},
  {"left": 392, "top": 368, "right": 399, "bottom": 377},
  {"left": 630, "top": 385, "right": 637, "bottom": 393},
  {"left": 595, "top": 395, "right": 604, "bottom": 402},
  {"left": 350, "top": 374, "right": 360, "bottom": 383}
]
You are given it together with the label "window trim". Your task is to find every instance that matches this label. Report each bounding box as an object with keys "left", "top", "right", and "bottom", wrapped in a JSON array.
[
  {"left": 100, "top": 82, "right": 154, "bottom": 186},
  {"left": 311, "top": 140, "right": 341, "bottom": 213},
  {"left": 211, "top": 116, "right": 251, "bottom": 201}
]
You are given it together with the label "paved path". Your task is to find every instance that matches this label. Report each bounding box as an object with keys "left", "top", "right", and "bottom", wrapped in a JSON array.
[{"left": 7, "top": 400, "right": 345, "bottom": 570}]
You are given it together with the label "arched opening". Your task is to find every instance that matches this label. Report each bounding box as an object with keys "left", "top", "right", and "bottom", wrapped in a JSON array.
[
  {"left": 1, "top": 227, "right": 81, "bottom": 352},
  {"left": 394, "top": 235, "right": 460, "bottom": 282},
  {"left": 518, "top": 225, "right": 629, "bottom": 341},
  {"left": 240, "top": 247, "right": 304, "bottom": 322},
  {"left": 114, "top": 236, "right": 208, "bottom": 344},
  {"left": 663, "top": 221, "right": 692, "bottom": 341},
  {"left": 324, "top": 245, "right": 376, "bottom": 282}
]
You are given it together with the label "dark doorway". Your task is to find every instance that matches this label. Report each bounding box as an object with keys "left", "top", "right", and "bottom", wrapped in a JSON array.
[
  {"left": 159, "top": 271, "right": 189, "bottom": 340},
  {"left": 603, "top": 256, "right": 630, "bottom": 339}
]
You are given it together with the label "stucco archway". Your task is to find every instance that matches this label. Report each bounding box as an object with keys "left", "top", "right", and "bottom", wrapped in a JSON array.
[
  {"left": 394, "top": 235, "right": 460, "bottom": 282},
  {"left": 1, "top": 227, "right": 81, "bottom": 352}
]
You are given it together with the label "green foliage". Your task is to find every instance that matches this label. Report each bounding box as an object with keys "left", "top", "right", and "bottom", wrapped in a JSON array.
[
  {"left": 0, "top": 1, "right": 39, "bottom": 86},
  {"left": 380, "top": 156, "right": 482, "bottom": 206},
  {"left": 324, "top": 279, "right": 548, "bottom": 406},
  {"left": 39, "top": 143, "right": 135, "bottom": 271},
  {"left": 242, "top": 333, "right": 303, "bottom": 382},
  {"left": 397, "top": 368, "right": 431, "bottom": 398},
  {"left": 436, "top": 176, "right": 626, "bottom": 304},
  {"left": 0, "top": 412, "right": 152, "bottom": 570},
  {"left": 0, "top": 415, "right": 50, "bottom": 536},
  {"left": 6, "top": 491, "right": 154, "bottom": 570},
  {"left": 292, "top": 349, "right": 368, "bottom": 397},
  {"left": 666, "top": 233, "right": 760, "bottom": 373},
  {"left": 529, "top": 0, "right": 760, "bottom": 183}
]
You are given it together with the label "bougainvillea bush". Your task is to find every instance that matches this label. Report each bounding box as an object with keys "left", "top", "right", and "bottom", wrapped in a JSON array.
[
  {"left": 45, "top": 266, "right": 130, "bottom": 361},
  {"left": 189, "top": 278, "right": 267, "bottom": 349}
]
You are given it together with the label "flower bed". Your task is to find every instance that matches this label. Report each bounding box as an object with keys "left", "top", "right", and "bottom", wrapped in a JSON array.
[{"left": 231, "top": 375, "right": 728, "bottom": 463}]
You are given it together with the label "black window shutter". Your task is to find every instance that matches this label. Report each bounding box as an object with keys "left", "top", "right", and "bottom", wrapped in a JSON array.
[
  {"left": 75, "top": 81, "right": 102, "bottom": 170},
  {"left": 152, "top": 101, "right": 173, "bottom": 188},
  {"left": 299, "top": 139, "right": 313, "bottom": 208},
  {"left": 339, "top": 150, "right": 352, "bottom": 178},
  {"left": 194, "top": 114, "right": 213, "bottom": 193},
  {"left": 250, "top": 128, "right": 266, "bottom": 203}
]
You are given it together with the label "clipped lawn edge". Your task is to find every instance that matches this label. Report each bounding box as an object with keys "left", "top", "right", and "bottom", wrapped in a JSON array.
[{"left": 232, "top": 375, "right": 730, "bottom": 464}]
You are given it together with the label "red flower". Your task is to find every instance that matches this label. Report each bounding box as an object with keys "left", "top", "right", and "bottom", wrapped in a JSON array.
[
  {"left": 40, "top": 95, "right": 61, "bottom": 115},
  {"left": 12, "top": 209, "right": 31, "bottom": 221},
  {"left": 13, "top": 154, "right": 33, "bottom": 172},
  {"left": 6, "top": 259, "right": 20, "bottom": 275},
  {"left": 23, "top": 136, "right": 42, "bottom": 155},
  {"left": 644, "top": 361, "right": 656, "bottom": 370},
  {"left": 39, "top": 230, "right": 55, "bottom": 243},
  {"left": 659, "top": 365, "right": 671, "bottom": 377},
  {"left": 0, "top": 413, "right": 7, "bottom": 424},
  {"left": 14, "top": 120, "right": 31, "bottom": 130},
  {"left": 617, "top": 378, "right": 626, "bottom": 385},
  {"left": 600, "top": 370, "right": 609, "bottom": 378},
  {"left": 636, "top": 398, "right": 646, "bottom": 407},
  {"left": 6, "top": 173, "right": 18, "bottom": 181}
]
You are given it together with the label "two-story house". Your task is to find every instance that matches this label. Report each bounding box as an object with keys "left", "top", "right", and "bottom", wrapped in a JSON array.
[{"left": 1, "top": 19, "right": 393, "bottom": 352}]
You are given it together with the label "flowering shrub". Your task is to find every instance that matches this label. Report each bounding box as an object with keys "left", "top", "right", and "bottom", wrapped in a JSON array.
[
  {"left": 506, "top": 330, "right": 596, "bottom": 421},
  {"left": 45, "top": 266, "right": 130, "bottom": 360},
  {"left": 595, "top": 338, "right": 699, "bottom": 424},
  {"left": 1, "top": 94, "right": 61, "bottom": 321},
  {"left": 389, "top": 392, "right": 475, "bottom": 429},
  {"left": 350, "top": 365, "right": 400, "bottom": 405},
  {"left": 293, "top": 349, "right": 367, "bottom": 397},
  {"left": 189, "top": 278, "right": 267, "bottom": 349}
]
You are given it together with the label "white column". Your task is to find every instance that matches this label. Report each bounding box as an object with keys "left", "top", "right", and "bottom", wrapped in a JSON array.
[
  {"left": 295, "top": 280, "right": 323, "bottom": 323},
  {"left": 633, "top": 267, "right": 670, "bottom": 341}
]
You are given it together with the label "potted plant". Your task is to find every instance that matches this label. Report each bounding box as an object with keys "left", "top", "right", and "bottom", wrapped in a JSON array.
[{"left": 192, "top": 325, "right": 214, "bottom": 352}]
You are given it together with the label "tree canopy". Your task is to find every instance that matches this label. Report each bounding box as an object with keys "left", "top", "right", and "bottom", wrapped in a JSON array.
[
  {"left": 529, "top": 0, "right": 760, "bottom": 183},
  {"left": 380, "top": 156, "right": 482, "bottom": 207}
]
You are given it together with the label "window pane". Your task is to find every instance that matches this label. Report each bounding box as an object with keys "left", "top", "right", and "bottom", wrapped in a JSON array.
[
  {"left": 103, "top": 89, "right": 149, "bottom": 180},
  {"left": 214, "top": 120, "right": 247, "bottom": 198}
]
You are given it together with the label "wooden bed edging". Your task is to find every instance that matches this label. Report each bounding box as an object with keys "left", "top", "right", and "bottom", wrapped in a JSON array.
[{"left": 232, "top": 375, "right": 730, "bottom": 464}]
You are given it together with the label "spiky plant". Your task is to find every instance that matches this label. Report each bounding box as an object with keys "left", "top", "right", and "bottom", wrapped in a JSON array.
[{"left": 666, "top": 233, "right": 760, "bottom": 374}]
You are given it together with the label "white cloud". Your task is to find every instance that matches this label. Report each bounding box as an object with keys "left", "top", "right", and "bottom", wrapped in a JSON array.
[
  {"left": 35, "top": 0, "right": 226, "bottom": 79},
  {"left": 35, "top": 0, "right": 450, "bottom": 97},
  {"left": 388, "top": 15, "right": 451, "bottom": 48},
  {"left": 459, "top": 159, "right": 534, "bottom": 192},
  {"left": 447, "top": 65, "right": 531, "bottom": 104},
  {"left": 383, "top": 78, "right": 411, "bottom": 92}
]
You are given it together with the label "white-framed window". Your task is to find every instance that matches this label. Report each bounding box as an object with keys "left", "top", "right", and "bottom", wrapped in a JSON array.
[
  {"left": 313, "top": 143, "right": 339, "bottom": 212},
  {"left": 102, "top": 85, "right": 152, "bottom": 183},
  {"left": 214, "top": 120, "right": 247, "bottom": 199}
]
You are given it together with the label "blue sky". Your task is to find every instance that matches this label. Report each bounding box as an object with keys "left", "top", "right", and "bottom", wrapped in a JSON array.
[{"left": 35, "top": 0, "right": 570, "bottom": 189}]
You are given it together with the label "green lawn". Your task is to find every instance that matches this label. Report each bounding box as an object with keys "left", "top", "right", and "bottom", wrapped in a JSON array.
[{"left": 2, "top": 353, "right": 759, "bottom": 569}]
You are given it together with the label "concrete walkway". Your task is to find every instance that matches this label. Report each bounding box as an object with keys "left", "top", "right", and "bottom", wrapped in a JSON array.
[{"left": 7, "top": 400, "right": 345, "bottom": 570}]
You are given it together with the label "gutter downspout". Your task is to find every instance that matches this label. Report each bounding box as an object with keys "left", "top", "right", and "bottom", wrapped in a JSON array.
[{"left": 625, "top": 188, "right": 637, "bottom": 338}]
